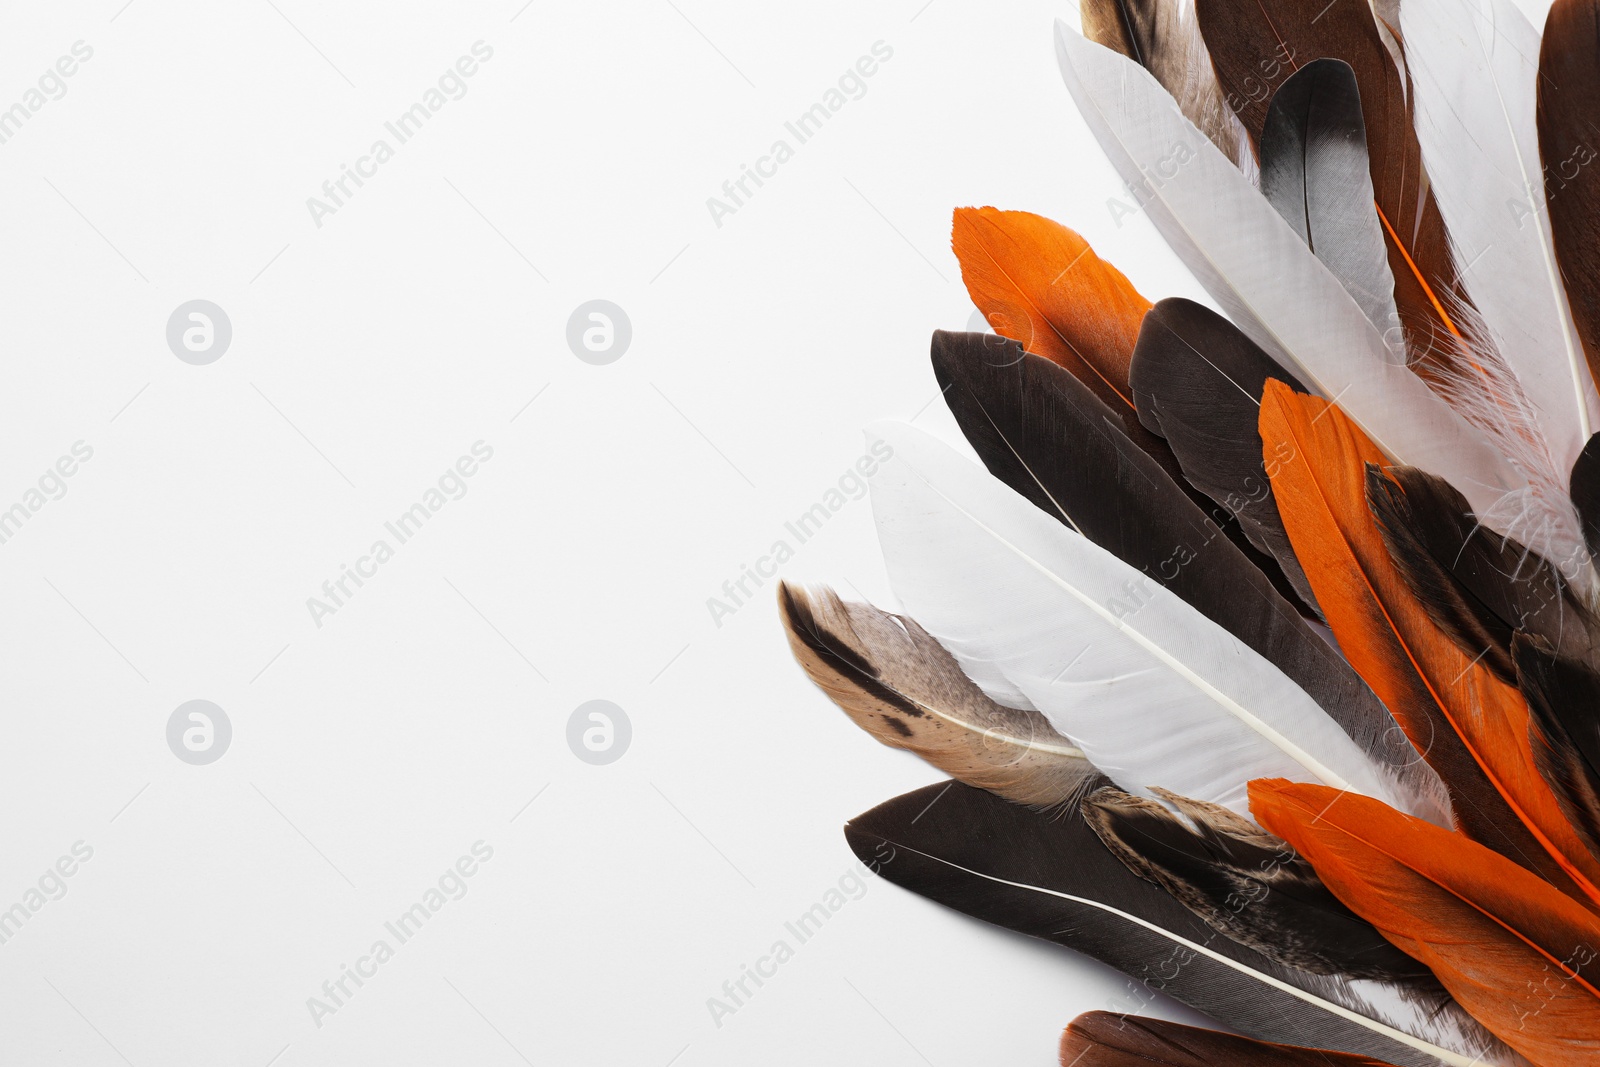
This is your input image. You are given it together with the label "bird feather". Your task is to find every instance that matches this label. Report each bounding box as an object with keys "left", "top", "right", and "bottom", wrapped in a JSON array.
[
  {"left": 1078, "top": 0, "right": 1252, "bottom": 170},
  {"left": 776, "top": 581, "right": 1097, "bottom": 809},
  {"left": 1537, "top": 0, "right": 1600, "bottom": 422},
  {"left": 847, "top": 781, "right": 1513, "bottom": 1066},
  {"left": 1083, "top": 784, "right": 1440, "bottom": 982},
  {"left": 1129, "top": 296, "right": 1320, "bottom": 612},
  {"left": 1254, "top": 779, "right": 1600, "bottom": 1067},
  {"left": 867, "top": 418, "right": 1438, "bottom": 821},
  {"left": 1192, "top": 0, "right": 1463, "bottom": 372},
  {"left": 1259, "top": 59, "right": 1401, "bottom": 339}
]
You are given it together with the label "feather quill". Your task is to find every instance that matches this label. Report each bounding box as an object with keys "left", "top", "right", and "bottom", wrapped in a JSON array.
[
  {"left": 1260, "top": 381, "right": 1600, "bottom": 904},
  {"left": 776, "top": 581, "right": 1097, "bottom": 809},
  {"left": 1061, "top": 1011, "right": 1411, "bottom": 1066},
  {"left": 1538, "top": 0, "right": 1600, "bottom": 406},
  {"left": 1253, "top": 779, "right": 1600, "bottom": 1067},
  {"left": 932, "top": 329, "right": 1442, "bottom": 809},
  {"left": 1259, "top": 59, "right": 1400, "bottom": 338},
  {"left": 1053, "top": 24, "right": 1524, "bottom": 521},
  {"left": 847, "top": 781, "right": 1512, "bottom": 1066},
  {"left": 867, "top": 418, "right": 1439, "bottom": 821}
]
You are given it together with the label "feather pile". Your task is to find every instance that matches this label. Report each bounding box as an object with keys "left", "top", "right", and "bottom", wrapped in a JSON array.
[{"left": 779, "top": 0, "right": 1600, "bottom": 1062}]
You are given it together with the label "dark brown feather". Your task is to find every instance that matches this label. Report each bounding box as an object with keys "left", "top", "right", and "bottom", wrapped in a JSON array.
[
  {"left": 1539, "top": 0, "right": 1600, "bottom": 398},
  {"left": 1571, "top": 432, "right": 1600, "bottom": 565},
  {"left": 1061, "top": 1011, "right": 1405, "bottom": 1066},
  {"left": 1129, "top": 298, "right": 1320, "bottom": 615}
]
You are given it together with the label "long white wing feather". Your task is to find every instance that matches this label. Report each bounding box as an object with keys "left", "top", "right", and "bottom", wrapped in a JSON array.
[{"left": 868, "top": 420, "right": 1438, "bottom": 821}]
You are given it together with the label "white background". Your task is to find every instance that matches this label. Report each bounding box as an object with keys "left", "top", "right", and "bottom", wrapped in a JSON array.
[{"left": 0, "top": 1, "right": 1555, "bottom": 1065}]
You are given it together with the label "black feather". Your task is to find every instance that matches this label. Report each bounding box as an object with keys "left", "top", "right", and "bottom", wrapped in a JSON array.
[
  {"left": 930, "top": 329, "right": 1302, "bottom": 615},
  {"left": 845, "top": 781, "right": 1500, "bottom": 1067},
  {"left": 1126, "top": 299, "right": 1318, "bottom": 613}
]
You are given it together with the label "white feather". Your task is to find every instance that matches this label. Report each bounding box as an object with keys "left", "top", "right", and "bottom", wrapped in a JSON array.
[
  {"left": 1053, "top": 22, "right": 1526, "bottom": 520},
  {"left": 1400, "top": 0, "right": 1598, "bottom": 581},
  {"left": 867, "top": 420, "right": 1437, "bottom": 822}
]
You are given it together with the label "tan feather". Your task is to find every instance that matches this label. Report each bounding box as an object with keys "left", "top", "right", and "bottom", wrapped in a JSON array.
[{"left": 777, "top": 582, "right": 1094, "bottom": 809}]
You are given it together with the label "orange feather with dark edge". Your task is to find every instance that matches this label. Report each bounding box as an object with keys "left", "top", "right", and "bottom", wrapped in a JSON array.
[
  {"left": 1251, "top": 779, "right": 1600, "bottom": 1067},
  {"left": 1259, "top": 380, "right": 1600, "bottom": 908},
  {"left": 951, "top": 206, "right": 1150, "bottom": 407}
]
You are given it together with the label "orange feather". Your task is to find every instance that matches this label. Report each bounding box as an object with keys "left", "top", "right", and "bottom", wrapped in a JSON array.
[
  {"left": 1251, "top": 779, "right": 1600, "bottom": 1066},
  {"left": 1259, "top": 380, "right": 1600, "bottom": 908},
  {"left": 950, "top": 207, "right": 1151, "bottom": 409}
]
